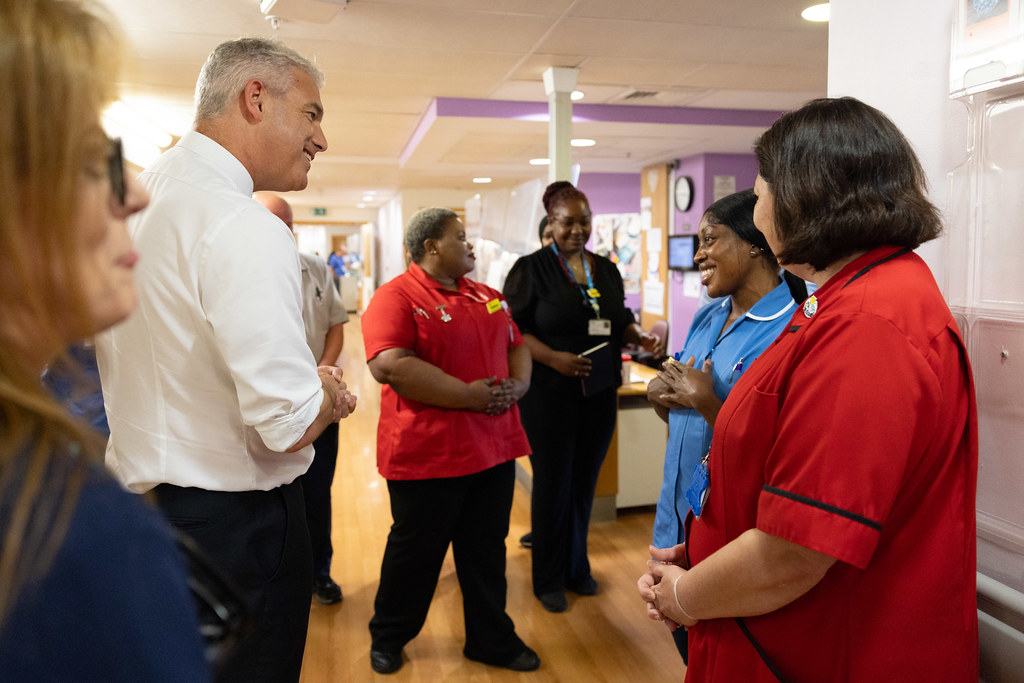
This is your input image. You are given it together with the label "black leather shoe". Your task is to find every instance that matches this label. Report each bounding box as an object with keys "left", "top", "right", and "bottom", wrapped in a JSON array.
[
  {"left": 519, "top": 532, "right": 533, "bottom": 549},
  {"left": 538, "top": 591, "right": 567, "bottom": 613},
  {"left": 370, "top": 649, "right": 403, "bottom": 675},
  {"left": 503, "top": 646, "right": 541, "bottom": 672},
  {"left": 313, "top": 576, "right": 343, "bottom": 605},
  {"left": 465, "top": 645, "right": 541, "bottom": 672},
  {"left": 567, "top": 575, "right": 598, "bottom": 596}
]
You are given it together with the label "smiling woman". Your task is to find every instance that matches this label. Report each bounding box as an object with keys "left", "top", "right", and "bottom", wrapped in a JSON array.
[{"left": 644, "top": 189, "right": 800, "bottom": 662}]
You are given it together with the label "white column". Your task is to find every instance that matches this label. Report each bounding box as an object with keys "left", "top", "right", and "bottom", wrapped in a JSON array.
[{"left": 542, "top": 66, "right": 579, "bottom": 184}]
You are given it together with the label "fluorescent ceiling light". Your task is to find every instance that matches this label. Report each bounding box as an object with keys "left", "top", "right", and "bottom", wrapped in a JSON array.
[
  {"left": 529, "top": 158, "right": 551, "bottom": 166},
  {"left": 801, "top": 3, "right": 829, "bottom": 22},
  {"left": 570, "top": 138, "right": 596, "bottom": 147},
  {"left": 570, "top": 90, "right": 585, "bottom": 101},
  {"left": 357, "top": 203, "right": 366, "bottom": 208},
  {"left": 473, "top": 177, "right": 492, "bottom": 183},
  {"left": 362, "top": 195, "right": 374, "bottom": 201}
]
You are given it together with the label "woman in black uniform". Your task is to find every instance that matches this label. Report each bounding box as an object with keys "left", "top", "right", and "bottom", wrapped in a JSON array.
[{"left": 504, "top": 181, "right": 662, "bottom": 612}]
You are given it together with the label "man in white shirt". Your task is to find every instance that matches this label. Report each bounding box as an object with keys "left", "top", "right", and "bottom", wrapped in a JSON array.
[
  {"left": 96, "top": 37, "right": 355, "bottom": 682},
  {"left": 256, "top": 193, "right": 348, "bottom": 607}
]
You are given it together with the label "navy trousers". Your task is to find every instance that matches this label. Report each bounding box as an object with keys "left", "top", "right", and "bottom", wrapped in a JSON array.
[{"left": 301, "top": 421, "right": 339, "bottom": 579}]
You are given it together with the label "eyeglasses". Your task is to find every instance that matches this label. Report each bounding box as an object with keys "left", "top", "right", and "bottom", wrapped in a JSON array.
[{"left": 107, "top": 137, "right": 126, "bottom": 206}]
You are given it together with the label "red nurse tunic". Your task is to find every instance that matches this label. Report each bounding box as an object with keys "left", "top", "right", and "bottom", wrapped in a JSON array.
[
  {"left": 362, "top": 262, "right": 531, "bottom": 480},
  {"left": 684, "top": 247, "right": 979, "bottom": 682}
]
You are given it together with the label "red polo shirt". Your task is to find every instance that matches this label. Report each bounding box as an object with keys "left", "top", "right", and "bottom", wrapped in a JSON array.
[
  {"left": 685, "top": 247, "right": 979, "bottom": 682},
  {"left": 362, "top": 263, "right": 531, "bottom": 480}
]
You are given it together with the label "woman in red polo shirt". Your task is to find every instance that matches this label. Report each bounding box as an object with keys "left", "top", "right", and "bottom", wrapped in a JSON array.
[
  {"left": 362, "top": 207, "right": 539, "bottom": 676},
  {"left": 638, "top": 97, "right": 979, "bottom": 682}
]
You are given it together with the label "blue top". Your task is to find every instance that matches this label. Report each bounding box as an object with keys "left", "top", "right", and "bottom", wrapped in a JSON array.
[
  {"left": 328, "top": 252, "right": 346, "bottom": 277},
  {"left": 652, "top": 280, "right": 795, "bottom": 548},
  {"left": 0, "top": 454, "right": 211, "bottom": 681}
]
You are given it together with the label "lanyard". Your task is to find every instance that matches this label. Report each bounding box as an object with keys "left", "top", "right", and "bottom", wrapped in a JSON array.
[{"left": 551, "top": 242, "right": 601, "bottom": 318}]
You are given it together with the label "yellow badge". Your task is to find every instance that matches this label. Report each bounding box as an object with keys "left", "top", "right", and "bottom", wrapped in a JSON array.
[
  {"left": 587, "top": 288, "right": 601, "bottom": 298},
  {"left": 486, "top": 298, "right": 502, "bottom": 313}
]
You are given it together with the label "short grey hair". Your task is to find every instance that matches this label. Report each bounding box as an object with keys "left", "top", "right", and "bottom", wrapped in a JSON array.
[
  {"left": 405, "top": 208, "right": 458, "bottom": 262},
  {"left": 193, "top": 37, "right": 324, "bottom": 124}
]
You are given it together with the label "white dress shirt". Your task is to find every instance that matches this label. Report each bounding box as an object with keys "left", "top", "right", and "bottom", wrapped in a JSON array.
[{"left": 96, "top": 131, "right": 322, "bottom": 493}]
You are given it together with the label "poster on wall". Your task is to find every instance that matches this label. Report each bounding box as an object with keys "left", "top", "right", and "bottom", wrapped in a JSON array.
[{"left": 592, "top": 213, "right": 642, "bottom": 294}]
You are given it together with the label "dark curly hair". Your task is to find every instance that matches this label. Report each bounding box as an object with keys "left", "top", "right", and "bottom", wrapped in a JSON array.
[{"left": 754, "top": 97, "right": 941, "bottom": 271}]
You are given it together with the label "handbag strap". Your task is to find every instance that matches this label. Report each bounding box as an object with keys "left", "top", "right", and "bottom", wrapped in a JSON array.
[{"left": 734, "top": 617, "right": 789, "bottom": 683}]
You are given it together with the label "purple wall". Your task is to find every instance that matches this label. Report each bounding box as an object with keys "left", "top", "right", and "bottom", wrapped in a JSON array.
[
  {"left": 576, "top": 172, "right": 643, "bottom": 312},
  {"left": 665, "top": 154, "right": 759, "bottom": 353},
  {"left": 577, "top": 172, "right": 641, "bottom": 215}
]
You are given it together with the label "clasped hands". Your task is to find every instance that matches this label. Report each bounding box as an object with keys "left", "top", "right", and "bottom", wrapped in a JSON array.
[
  {"left": 651, "top": 355, "right": 715, "bottom": 410},
  {"left": 466, "top": 376, "right": 526, "bottom": 416},
  {"left": 319, "top": 365, "right": 358, "bottom": 421},
  {"left": 637, "top": 543, "right": 700, "bottom": 631}
]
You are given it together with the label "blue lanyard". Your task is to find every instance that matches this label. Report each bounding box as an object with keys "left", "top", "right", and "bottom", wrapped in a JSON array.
[{"left": 551, "top": 242, "right": 601, "bottom": 318}]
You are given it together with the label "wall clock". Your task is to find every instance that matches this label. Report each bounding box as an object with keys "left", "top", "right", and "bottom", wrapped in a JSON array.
[{"left": 674, "top": 175, "right": 694, "bottom": 212}]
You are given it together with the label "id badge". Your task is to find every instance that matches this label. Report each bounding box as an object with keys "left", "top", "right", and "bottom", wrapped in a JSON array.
[
  {"left": 588, "top": 318, "right": 612, "bottom": 336},
  {"left": 685, "top": 454, "right": 711, "bottom": 517}
]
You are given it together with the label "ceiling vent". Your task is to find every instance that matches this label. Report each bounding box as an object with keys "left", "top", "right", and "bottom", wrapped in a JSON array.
[{"left": 611, "top": 88, "right": 662, "bottom": 104}]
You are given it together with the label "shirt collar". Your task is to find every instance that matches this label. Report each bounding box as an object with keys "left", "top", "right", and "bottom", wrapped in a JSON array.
[
  {"left": 711, "top": 279, "right": 797, "bottom": 324},
  {"left": 176, "top": 130, "right": 255, "bottom": 197},
  {"left": 745, "top": 280, "right": 797, "bottom": 321}
]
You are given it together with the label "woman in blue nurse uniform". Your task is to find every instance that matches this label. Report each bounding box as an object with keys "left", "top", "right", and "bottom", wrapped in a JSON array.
[{"left": 646, "top": 189, "right": 805, "bottom": 661}]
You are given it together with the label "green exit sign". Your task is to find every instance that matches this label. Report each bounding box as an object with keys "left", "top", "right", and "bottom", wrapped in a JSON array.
[{"left": 312, "top": 207, "right": 327, "bottom": 216}]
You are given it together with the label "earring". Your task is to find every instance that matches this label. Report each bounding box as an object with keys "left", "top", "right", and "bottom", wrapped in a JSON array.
[{"left": 749, "top": 248, "right": 758, "bottom": 256}]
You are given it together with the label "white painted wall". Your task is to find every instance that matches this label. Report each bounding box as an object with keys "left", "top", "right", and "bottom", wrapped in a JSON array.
[{"left": 829, "top": 0, "right": 967, "bottom": 290}]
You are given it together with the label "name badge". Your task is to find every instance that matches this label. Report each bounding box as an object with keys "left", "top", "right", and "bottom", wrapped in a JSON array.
[
  {"left": 685, "top": 453, "right": 711, "bottom": 517},
  {"left": 588, "top": 318, "right": 612, "bottom": 336},
  {"left": 486, "top": 298, "right": 502, "bottom": 314}
]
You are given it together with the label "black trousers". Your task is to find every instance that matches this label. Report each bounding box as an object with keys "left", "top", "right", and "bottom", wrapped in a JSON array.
[
  {"left": 518, "top": 384, "right": 617, "bottom": 596},
  {"left": 300, "top": 421, "right": 339, "bottom": 578},
  {"left": 153, "top": 481, "right": 312, "bottom": 683},
  {"left": 369, "top": 461, "right": 524, "bottom": 663}
]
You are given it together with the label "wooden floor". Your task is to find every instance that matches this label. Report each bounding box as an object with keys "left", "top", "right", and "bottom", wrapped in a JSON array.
[{"left": 300, "top": 315, "right": 684, "bottom": 682}]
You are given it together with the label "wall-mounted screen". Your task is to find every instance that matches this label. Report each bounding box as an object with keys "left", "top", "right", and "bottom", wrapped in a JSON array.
[{"left": 667, "top": 234, "right": 698, "bottom": 271}]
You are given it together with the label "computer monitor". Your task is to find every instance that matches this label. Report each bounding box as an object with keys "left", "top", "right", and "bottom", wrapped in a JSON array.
[{"left": 667, "top": 234, "right": 697, "bottom": 271}]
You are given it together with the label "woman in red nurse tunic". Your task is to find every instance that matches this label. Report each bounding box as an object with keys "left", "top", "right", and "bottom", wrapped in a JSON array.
[{"left": 638, "top": 97, "right": 978, "bottom": 683}]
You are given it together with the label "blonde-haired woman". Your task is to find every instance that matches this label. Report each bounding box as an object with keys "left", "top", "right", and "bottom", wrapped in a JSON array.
[{"left": 0, "top": 1, "right": 209, "bottom": 679}]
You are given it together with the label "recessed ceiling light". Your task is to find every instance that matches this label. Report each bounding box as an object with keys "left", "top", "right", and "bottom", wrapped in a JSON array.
[
  {"left": 801, "top": 3, "right": 829, "bottom": 22},
  {"left": 570, "top": 138, "right": 596, "bottom": 147},
  {"left": 363, "top": 190, "right": 376, "bottom": 195},
  {"left": 570, "top": 90, "right": 585, "bottom": 101},
  {"left": 362, "top": 195, "right": 374, "bottom": 201},
  {"left": 530, "top": 158, "right": 551, "bottom": 166},
  {"left": 357, "top": 203, "right": 366, "bottom": 208},
  {"left": 473, "top": 177, "right": 492, "bottom": 183}
]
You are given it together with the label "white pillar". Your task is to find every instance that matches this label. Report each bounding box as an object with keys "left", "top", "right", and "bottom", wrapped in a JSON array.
[{"left": 542, "top": 66, "right": 579, "bottom": 184}]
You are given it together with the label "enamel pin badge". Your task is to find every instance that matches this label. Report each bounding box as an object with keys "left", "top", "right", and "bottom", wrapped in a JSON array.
[{"left": 802, "top": 295, "right": 818, "bottom": 318}]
